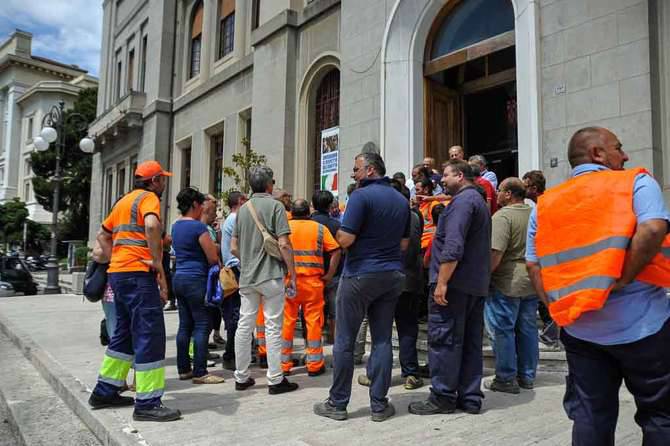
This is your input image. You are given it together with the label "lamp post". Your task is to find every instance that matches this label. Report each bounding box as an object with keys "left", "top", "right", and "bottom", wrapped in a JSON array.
[{"left": 33, "top": 100, "right": 95, "bottom": 294}]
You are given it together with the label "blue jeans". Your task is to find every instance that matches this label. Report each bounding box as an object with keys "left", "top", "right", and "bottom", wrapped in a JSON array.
[
  {"left": 394, "top": 291, "right": 419, "bottom": 377},
  {"left": 330, "top": 271, "right": 404, "bottom": 413},
  {"left": 484, "top": 289, "right": 539, "bottom": 382},
  {"left": 173, "top": 274, "right": 210, "bottom": 378}
]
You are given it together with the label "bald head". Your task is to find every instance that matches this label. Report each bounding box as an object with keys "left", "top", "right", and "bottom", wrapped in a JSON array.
[
  {"left": 497, "top": 177, "right": 526, "bottom": 207},
  {"left": 291, "top": 199, "right": 311, "bottom": 218},
  {"left": 448, "top": 145, "right": 465, "bottom": 160},
  {"left": 567, "top": 127, "right": 628, "bottom": 170}
]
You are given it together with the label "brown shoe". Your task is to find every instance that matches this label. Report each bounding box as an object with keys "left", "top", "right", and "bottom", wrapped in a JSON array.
[
  {"left": 192, "top": 374, "right": 225, "bottom": 384},
  {"left": 179, "top": 372, "right": 193, "bottom": 381}
]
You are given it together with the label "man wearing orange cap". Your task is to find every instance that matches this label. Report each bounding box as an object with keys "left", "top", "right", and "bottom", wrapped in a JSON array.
[{"left": 88, "top": 160, "right": 181, "bottom": 422}]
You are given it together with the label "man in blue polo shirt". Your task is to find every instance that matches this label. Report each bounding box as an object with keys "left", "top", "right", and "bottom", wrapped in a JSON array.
[{"left": 314, "top": 151, "right": 410, "bottom": 423}]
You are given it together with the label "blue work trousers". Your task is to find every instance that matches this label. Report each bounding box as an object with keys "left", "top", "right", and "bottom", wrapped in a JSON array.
[
  {"left": 484, "top": 290, "right": 539, "bottom": 382},
  {"left": 173, "top": 275, "right": 210, "bottom": 378},
  {"left": 394, "top": 291, "right": 419, "bottom": 377},
  {"left": 561, "top": 318, "right": 670, "bottom": 446},
  {"left": 330, "top": 271, "right": 404, "bottom": 413},
  {"left": 428, "top": 285, "right": 485, "bottom": 411},
  {"left": 93, "top": 272, "right": 166, "bottom": 409}
]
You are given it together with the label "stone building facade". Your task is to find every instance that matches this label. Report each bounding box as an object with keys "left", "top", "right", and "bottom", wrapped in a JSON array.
[
  {"left": 88, "top": 0, "right": 670, "bottom": 240},
  {"left": 0, "top": 30, "right": 97, "bottom": 224}
]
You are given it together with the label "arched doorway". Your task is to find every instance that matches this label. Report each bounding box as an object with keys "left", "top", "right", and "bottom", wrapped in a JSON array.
[
  {"left": 424, "top": 0, "right": 518, "bottom": 179},
  {"left": 312, "top": 69, "right": 340, "bottom": 193}
]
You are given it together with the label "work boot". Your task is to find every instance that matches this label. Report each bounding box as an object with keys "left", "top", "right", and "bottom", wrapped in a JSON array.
[
  {"left": 517, "top": 377, "right": 534, "bottom": 390},
  {"left": 308, "top": 366, "right": 326, "bottom": 377},
  {"left": 404, "top": 375, "right": 424, "bottom": 390},
  {"left": 258, "top": 356, "right": 268, "bottom": 369},
  {"left": 235, "top": 377, "right": 256, "bottom": 391},
  {"left": 207, "top": 352, "right": 221, "bottom": 360},
  {"left": 212, "top": 333, "right": 225, "bottom": 344},
  {"left": 268, "top": 378, "right": 299, "bottom": 395},
  {"left": 357, "top": 374, "right": 371, "bottom": 387},
  {"left": 417, "top": 364, "right": 431, "bottom": 378},
  {"left": 485, "top": 377, "right": 520, "bottom": 394},
  {"left": 408, "top": 399, "right": 455, "bottom": 416},
  {"left": 88, "top": 392, "right": 134, "bottom": 410},
  {"left": 456, "top": 400, "right": 481, "bottom": 415},
  {"left": 133, "top": 404, "right": 181, "bottom": 422},
  {"left": 371, "top": 403, "right": 396, "bottom": 422},
  {"left": 313, "top": 399, "right": 348, "bottom": 421}
]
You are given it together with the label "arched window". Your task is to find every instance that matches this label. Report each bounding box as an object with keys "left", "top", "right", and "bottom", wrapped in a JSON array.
[
  {"left": 429, "top": 0, "right": 514, "bottom": 61},
  {"left": 190, "top": 1, "right": 204, "bottom": 78},
  {"left": 218, "top": 0, "right": 235, "bottom": 59},
  {"left": 313, "top": 69, "right": 340, "bottom": 193}
]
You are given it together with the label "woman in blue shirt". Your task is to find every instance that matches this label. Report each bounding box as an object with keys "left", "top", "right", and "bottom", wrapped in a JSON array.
[{"left": 171, "top": 188, "right": 223, "bottom": 384}]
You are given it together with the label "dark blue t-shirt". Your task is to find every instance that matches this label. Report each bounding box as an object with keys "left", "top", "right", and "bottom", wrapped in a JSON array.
[
  {"left": 171, "top": 219, "right": 209, "bottom": 277},
  {"left": 340, "top": 177, "right": 410, "bottom": 276}
]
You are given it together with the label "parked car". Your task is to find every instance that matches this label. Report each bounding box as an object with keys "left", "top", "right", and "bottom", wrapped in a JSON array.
[
  {"left": 0, "top": 281, "right": 14, "bottom": 297},
  {"left": 0, "top": 256, "right": 38, "bottom": 295}
]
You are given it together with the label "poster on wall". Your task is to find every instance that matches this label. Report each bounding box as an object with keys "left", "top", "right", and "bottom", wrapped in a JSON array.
[{"left": 320, "top": 126, "right": 339, "bottom": 197}]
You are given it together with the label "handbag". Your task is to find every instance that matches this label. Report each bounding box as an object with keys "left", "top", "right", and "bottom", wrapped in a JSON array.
[
  {"left": 83, "top": 261, "right": 109, "bottom": 303},
  {"left": 246, "top": 201, "right": 283, "bottom": 260},
  {"left": 219, "top": 266, "right": 238, "bottom": 298}
]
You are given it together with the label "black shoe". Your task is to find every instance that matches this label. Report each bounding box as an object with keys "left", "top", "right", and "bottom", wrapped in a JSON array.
[
  {"left": 408, "top": 399, "right": 455, "bottom": 416},
  {"left": 207, "top": 352, "right": 221, "bottom": 360},
  {"left": 456, "top": 401, "right": 481, "bottom": 415},
  {"left": 517, "top": 377, "right": 534, "bottom": 390},
  {"left": 132, "top": 404, "right": 181, "bottom": 422},
  {"left": 259, "top": 356, "right": 268, "bottom": 369},
  {"left": 222, "top": 358, "right": 236, "bottom": 371},
  {"left": 235, "top": 377, "right": 256, "bottom": 391},
  {"left": 268, "top": 378, "right": 299, "bottom": 395},
  {"left": 371, "top": 403, "right": 396, "bottom": 422},
  {"left": 88, "top": 392, "right": 134, "bottom": 410},
  {"left": 313, "top": 400, "right": 348, "bottom": 421},
  {"left": 282, "top": 370, "right": 291, "bottom": 377},
  {"left": 485, "top": 377, "right": 520, "bottom": 394},
  {"left": 417, "top": 364, "right": 431, "bottom": 379},
  {"left": 308, "top": 366, "right": 326, "bottom": 377},
  {"left": 208, "top": 343, "right": 218, "bottom": 350}
]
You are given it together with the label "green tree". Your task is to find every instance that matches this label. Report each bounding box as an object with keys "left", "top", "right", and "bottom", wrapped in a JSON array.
[
  {"left": 0, "top": 198, "right": 50, "bottom": 253},
  {"left": 30, "top": 88, "right": 97, "bottom": 242},
  {"left": 221, "top": 138, "right": 267, "bottom": 211}
]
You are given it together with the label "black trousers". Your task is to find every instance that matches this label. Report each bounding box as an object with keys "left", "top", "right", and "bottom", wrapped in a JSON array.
[{"left": 561, "top": 318, "right": 670, "bottom": 446}]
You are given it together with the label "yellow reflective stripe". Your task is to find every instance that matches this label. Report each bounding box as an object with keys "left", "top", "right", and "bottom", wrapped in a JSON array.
[
  {"left": 99, "top": 353, "right": 132, "bottom": 383},
  {"left": 135, "top": 367, "right": 165, "bottom": 394}
]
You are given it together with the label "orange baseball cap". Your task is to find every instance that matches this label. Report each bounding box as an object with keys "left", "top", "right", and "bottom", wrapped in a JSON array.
[{"left": 135, "top": 160, "right": 173, "bottom": 179}]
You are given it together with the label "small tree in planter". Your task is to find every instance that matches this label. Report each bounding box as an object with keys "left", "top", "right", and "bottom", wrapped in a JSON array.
[{"left": 220, "top": 137, "right": 267, "bottom": 215}]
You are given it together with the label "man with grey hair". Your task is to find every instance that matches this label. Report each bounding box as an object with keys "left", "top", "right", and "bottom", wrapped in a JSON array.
[
  {"left": 314, "top": 151, "right": 410, "bottom": 422},
  {"left": 469, "top": 154, "right": 498, "bottom": 190},
  {"left": 231, "top": 166, "right": 299, "bottom": 394}
]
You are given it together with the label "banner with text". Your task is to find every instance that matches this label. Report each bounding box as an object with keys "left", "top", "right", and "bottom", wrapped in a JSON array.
[{"left": 320, "top": 126, "right": 339, "bottom": 197}]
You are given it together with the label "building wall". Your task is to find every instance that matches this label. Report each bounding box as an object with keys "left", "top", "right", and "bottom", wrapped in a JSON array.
[{"left": 540, "top": 0, "right": 653, "bottom": 186}]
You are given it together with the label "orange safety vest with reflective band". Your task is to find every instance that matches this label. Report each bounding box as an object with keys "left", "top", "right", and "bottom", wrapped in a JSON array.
[
  {"left": 420, "top": 201, "right": 440, "bottom": 250},
  {"left": 536, "top": 167, "right": 670, "bottom": 327},
  {"left": 289, "top": 219, "right": 325, "bottom": 276},
  {"left": 107, "top": 189, "right": 157, "bottom": 273}
]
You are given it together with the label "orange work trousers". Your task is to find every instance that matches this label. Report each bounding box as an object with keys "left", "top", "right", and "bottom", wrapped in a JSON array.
[
  {"left": 281, "top": 276, "right": 325, "bottom": 373},
  {"left": 256, "top": 304, "right": 266, "bottom": 357}
]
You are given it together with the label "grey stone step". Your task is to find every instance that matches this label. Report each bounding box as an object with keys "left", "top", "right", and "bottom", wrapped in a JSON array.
[{"left": 0, "top": 330, "right": 100, "bottom": 446}]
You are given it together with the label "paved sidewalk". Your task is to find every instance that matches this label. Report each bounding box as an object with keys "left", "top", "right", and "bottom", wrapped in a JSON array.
[{"left": 0, "top": 294, "right": 643, "bottom": 446}]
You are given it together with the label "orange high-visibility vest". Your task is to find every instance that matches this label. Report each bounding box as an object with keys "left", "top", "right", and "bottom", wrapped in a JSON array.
[
  {"left": 289, "top": 219, "right": 326, "bottom": 276},
  {"left": 420, "top": 201, "right": 440, "bottom": 250},
  {"left": 536, "top": 167, "right": 670, "bottom": 327},
  {"left": 104, "top": 189, "right": 158, "bottom": 273}
]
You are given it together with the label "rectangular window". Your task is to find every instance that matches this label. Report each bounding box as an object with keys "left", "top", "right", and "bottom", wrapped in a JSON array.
[
  {"left": 116, "top": 60, "right": 123, "bottom": 99},
  {"left": 190, "top": 36, "right": 202, "bottom": 78},
  {"left": 25, "top": 159, "right": 32, "bottom": 176},
  {"left": 181, "top": 148, "right": 192, "bottom": 189},
  {"left": 27, "top": 117, "right": 33, "bottom": 141},
  {"left": 140, "top": 35, "right": 148, "bottom": 92},
  {"left": 0, "top": 167, "right": 4, "bottom": 186},
  {"left": 127, "top": 49, "right": 135, "bottom": 91},
  {"left": 130, "top": 155, "right": 138, "bottom": 188},
  {"left": 252, "top": 0, "right": 261, "bottom": 30},
  {"left": 211, "top": 133, "right": 224, "bottom": 195},
  {"left": 218, "top": 13, "right": 235, "bottom": 59},
  {"left": 117, "top": 166, "right": 126, "bottom": 198},
  {"left": 105, "top": 170, "right": 114, "bottom": 213}
]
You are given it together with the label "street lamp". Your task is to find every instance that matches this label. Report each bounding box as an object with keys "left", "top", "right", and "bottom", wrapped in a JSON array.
[{"left": 33, "top": 100, "right": 95, "bottom": 294}]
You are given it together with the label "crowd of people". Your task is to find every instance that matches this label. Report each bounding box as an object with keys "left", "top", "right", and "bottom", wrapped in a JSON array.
[{"left": 86, "top": 126, "right": 669, "bottom": 445}]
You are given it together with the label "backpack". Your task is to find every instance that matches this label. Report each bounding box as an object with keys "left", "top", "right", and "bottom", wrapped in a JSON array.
[{"left": 205, "top": 265, "right": 224, "bottom": 307}]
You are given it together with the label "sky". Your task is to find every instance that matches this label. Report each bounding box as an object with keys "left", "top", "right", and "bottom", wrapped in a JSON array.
[{"left": 0, "top": 0, "right": 102, "bottom": 76}]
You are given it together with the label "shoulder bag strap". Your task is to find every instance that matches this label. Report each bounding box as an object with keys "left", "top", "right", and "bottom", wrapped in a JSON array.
[{"left": 246, "top": 201, "right": 270, "bottom": 237}]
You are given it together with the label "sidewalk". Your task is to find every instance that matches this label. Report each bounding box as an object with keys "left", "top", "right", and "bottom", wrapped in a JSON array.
[{"left": 0, "top": 294, "right": 643, "bottom": 446}]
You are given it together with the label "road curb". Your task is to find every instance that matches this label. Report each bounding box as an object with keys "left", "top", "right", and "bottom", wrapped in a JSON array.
[{"left": 0, "top": 312, "right": 145, "bottom": 446}]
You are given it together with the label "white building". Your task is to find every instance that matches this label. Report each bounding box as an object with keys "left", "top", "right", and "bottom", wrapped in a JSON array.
[
  {"left": 0, "top": 30, "right": 98, "bottom": 224},
  {"left": 88, "top": 0, "right": 670, "bottom": 240}
]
